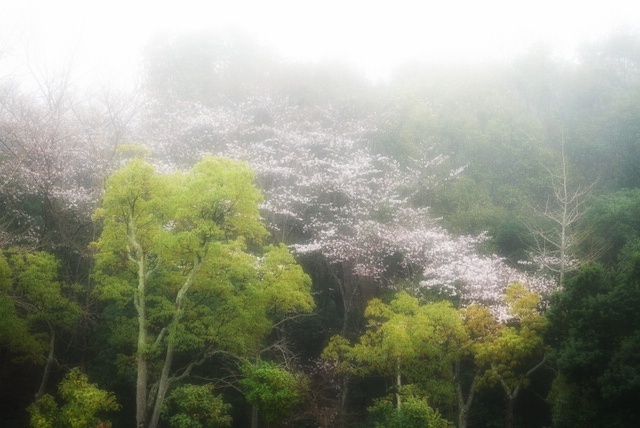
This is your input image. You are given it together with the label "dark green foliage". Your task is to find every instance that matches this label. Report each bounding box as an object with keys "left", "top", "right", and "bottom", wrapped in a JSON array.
[
  {"left": 584, "top": 188, "right": 640, "bottom": 266},
  {"left": 491, "top": 217, "right": 532, "bottom": 263},
  {"left": 546, "top": 256, "right": 640, "bottom": 426},
  {"left": 547, "top": 374, "right": 598, "bottom": 428},
  {"left": 240, "top": 361, "right": 307, "bottom": 423}
]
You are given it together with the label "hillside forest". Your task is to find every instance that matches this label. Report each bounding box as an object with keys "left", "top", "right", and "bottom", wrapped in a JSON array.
[{"left": 1, "top": 31, "right": 640, "bottom": 427}]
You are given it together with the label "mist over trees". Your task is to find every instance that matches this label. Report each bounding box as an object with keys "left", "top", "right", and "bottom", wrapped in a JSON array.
[{"left": 1, "top": 30, "right": 640, "bottom": 427}]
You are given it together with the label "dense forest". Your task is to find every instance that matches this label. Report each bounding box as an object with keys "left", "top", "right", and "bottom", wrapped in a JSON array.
[{"left": 1, "top": 30, "right": 640, "bottom": 427}]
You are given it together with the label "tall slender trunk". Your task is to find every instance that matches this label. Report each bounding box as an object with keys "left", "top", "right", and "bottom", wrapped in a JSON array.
[
  {"left": 148, "top": 260, "right": 202, "bottom": 428},
  {"left": 559, "top": 140, "right": 568, "bottom": 287},
  {"left": 135, "top": 252, "right": 148, "bottom": 428},
  {"left": 129, "top": 216, "right": 150, "bottom": 428},
  {"left": 35, "top": 330, "right": 55, "bottom": 400},
  {"left": 396, "top": 358, "right": 402, "bottom": 410},
  {"left": 148, "top": 339, "right": 175, "bottom": 428}
]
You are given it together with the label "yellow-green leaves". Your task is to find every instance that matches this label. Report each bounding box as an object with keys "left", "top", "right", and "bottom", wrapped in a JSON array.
[
  {"left": 354, "top": 292, "right": 465, "bottom": 371},
  {"left": 93, "top": 156, "right": 313, "bottom": 426},
  {"left": 328, "top": 291, "right": 466, "bottom": 399},
  {"left": 475, "top": 284, "right": 547, "bottom": 393},
  {"left": 161, "top": 384, "right": 232, "bottom": 428},
  {"left": 28, "top": 368, "right": 119, "bottom": 428},
  {"left": 240, "top": 361, "right": 307, "bottom": 423},
  {"left": 0, "top": 251, "right": 80, "bottom": 364}
]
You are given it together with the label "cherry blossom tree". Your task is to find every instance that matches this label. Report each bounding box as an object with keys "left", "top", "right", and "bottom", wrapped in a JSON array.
[
  {"left": 134, "top": 90, "right": 556, "bottom": 325},
  {"left": 0, "top": 65, "right": 139, "bottom": 257},
  {"left": 130, "top": 93, "right": 556, "bottom": 428}
]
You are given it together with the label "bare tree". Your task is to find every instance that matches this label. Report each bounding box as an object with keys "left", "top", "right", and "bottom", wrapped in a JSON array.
[{"left": 528, "top": 134, "right": 602, "bottom": 286}]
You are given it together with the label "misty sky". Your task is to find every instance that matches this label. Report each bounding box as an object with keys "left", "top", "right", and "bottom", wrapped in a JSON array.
[{"left": 2, "top": 0, "right": 640, "bottom": 82}]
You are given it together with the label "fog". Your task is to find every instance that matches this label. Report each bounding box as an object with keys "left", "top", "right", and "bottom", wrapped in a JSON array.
[
  {"left": 4, "top": 2, "right": 640, "bottom": 427},
  {"left": 3, "top": 0, "right": 640, "bottom": 83}
]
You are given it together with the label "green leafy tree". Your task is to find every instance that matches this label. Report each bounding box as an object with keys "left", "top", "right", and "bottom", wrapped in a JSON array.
[
  {"left": 240, "top": 361, "right": 307, "bottom": 427},
  {"left": 546, "top": 256, "right": 640, "bottom": 427},
  {"left": 475, "top": 283, "right": 548, "bottom": 428},
  {"left": 0, "top": 251, "right": 80, "bottom": 399},
  {"left": 0, "top": 254, "right": 44, "bottom": 362},
  {"left": 454, "top": 304, "right": 502, "bottom": 428},
  {"left": 28, "top": 367, "right": 119, "bottom": 428},
  {"left": 325, "top": 291, "right": 464, "bottom": 425},
  {"left": 368, "top": 387, "right": 453, "bottom": 428},
  {"left": 160, "top": 384, "right": 231, "bottom": 428},
  {"left": 92, "top": 156, "right": 313, "bottom": 428}
]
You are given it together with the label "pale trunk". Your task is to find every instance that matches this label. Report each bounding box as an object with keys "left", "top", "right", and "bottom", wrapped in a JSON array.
[
  {"left": 148, "top": 261, "right": 202, "bottom": 428},
  {"left": 559, "top": 142, "right": 568, "bottom": 287},
  {"left": 129, "top": 216, "right": 149, "bottom": 428},
  {"left": 135, "top": 253, "right": 148, "bottom": 428},
  {"left": 148, "top": 341, "right": 175, "bottom": 428},
  {"left": 455, "top": 362, "right": 478, "bottom": 428}
]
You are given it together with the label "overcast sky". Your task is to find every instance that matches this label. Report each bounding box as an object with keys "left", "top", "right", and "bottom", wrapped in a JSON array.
[{"left": 2, "top": 0, "right": 640, "bottom": 82}]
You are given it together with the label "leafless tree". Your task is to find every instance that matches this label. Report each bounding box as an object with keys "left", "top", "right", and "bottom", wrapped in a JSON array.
[{"left": 528, "top": 134, "right": 603, "bottom": 286}]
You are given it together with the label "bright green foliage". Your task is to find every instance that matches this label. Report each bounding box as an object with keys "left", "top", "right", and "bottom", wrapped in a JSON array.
[
  {"left": 459, "top": 304, "right": 502, "bottom": 354},
  {"left": 28, "top": 368, "right": 120, "bottom": 428},
  {"left": 161, "top": 384, "right": 232, "bottom": 428},
  {"left": 353, "top": 292, "right": 465, "bottom": 371},
  {"left": 455, "top": 304, "right": 503, "bottom": 428},
  {"left": 240, "top": 361, "right": 307, "bottom": 423},
  {"left": 476, "top": 284, "right": 547, "bottom": 391},
  {"left": 0, "top": 251, "right": 80, "bottom": 363},
  {"left": 92, "top": 156, "right": 313, "bottom": 426},
  {"left": 93, "top": 156, "right": 313, "bottom": 354},
  {"left": 474, "top": 284, "right": 548, "bottom": 428},
  {"left": 6, "top": 251, "right": 80, "bottom": 328},
  {"left": 368, "top": 388, "right": 453, "bottom": 428},
  {"left": 337, "top": 291, "right": 466, "bottom": 407},
  {"left": 0, "top": 287, "right": 44, "bottom": 363},
  {"left": 321, "top": 334, "right": 356, "bottom": 375}
]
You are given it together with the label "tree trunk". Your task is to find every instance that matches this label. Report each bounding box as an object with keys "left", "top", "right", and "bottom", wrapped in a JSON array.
[
  {"left": 135, "top": 280, "right": 148, "bottom": 428},
  {"left": 132, "top": 230, "right": 149, "bottom": 428},
  {"left": 148, "top": 341, "right": 175, "bottom": 428},
  {"left": 251, "top": 405, "right": 259, "bottom": 428},
  {"left": 504, "top": 394, "right": 515, "bottom": 428},
  {"left": 338, "top": 373, "right": 350, "bottom": 428},
  {"left": 148, "top": 261, "right": 202, "bottom": 428},
  {"left": 396, "top": 358, "right": 402, "bottom": 410},
  {"left": 35, "top": 330, "right": 55, "bottom": 400},
  {"left": 559, "top": 140, "right": 568, "bottom": 287},
  {"left": 455, "top": 362, "right": 478, "bottom": 428}
]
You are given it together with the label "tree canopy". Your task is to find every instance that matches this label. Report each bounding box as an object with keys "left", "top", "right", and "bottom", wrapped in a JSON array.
[{"left": 2, "top": 29, "right": 640, "bottom": 428}]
